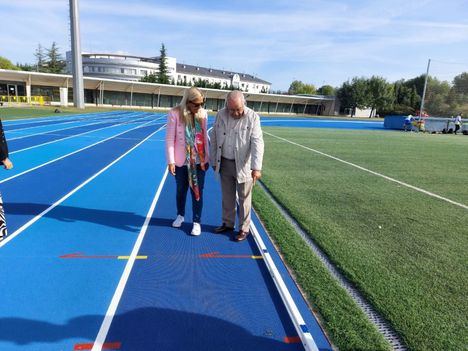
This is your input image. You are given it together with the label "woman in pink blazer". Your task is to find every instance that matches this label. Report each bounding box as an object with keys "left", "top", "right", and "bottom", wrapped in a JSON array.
[{"left": 165, "top": 87, "right": 210, "bottom": 236}]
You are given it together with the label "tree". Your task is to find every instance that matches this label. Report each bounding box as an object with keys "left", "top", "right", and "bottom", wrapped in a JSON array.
[
  {"left": 141, "top": 72, "right": 157, "bottom": 83},
  {"left": 288, "top": 80, "right": 316, "bottom": 95},
  {"left": 452, "top": 72, "right": 468, "bottom": 106},
  {"left": 336, "top": 77, "right": 369, "bottom": 116},
  {"left": 317, "top": 85, "right": 335, "bottom": 96},
  {"left": 17, "top": 63, "right": 36, "bottom": 71},
  {"left": 34, "top": 44, "right": 46, "bottom": 72},
  {"left": 424, "top": 77, "right": 451, "bottom": 115},
  {"left": 367, "top": 76, "right": 394, "bottom": 117},
  {"left": 157, "top": 43, "right": 170, "bottom": 84},
  {"left": 391, "top": 80, "right": 419, "bottom": 115},
  {"left": 46, "top": 42, "right": 66, "bottom": 73},
  {"left": 0, "top": 56, "right": 19, "bottom": 70}
]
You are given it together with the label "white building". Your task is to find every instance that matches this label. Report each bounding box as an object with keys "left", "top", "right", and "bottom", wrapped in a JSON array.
[{"left": 66, "top": 52, "right": 271, "bottom": 94}]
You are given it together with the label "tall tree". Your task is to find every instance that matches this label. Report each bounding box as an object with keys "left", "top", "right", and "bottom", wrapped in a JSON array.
[
  {"left": 452, "top": 72, "right": 468, "bottom": 106},
  {"left": 0, "top": 56, "right": 19, "bottom": 70},
  {"left": 336, "top": 77, "right": 369, "bottom": 116},
  {"left": 317, "top": 85, "right": 335, "bottom": 96},
  {"left": 367, "top": 76, "right": 394, "bottom": 117},
  {"left": 46, "top": 42, "right": 66, "bottom": 73},
  {"left": 288, "top": 80, "right": 316, "bottom": 95},
  {"left": 34, "top": 44, "right": 46, "bottom": 72},
  {"left": 157, "top": 43, "right": 170, "bottom": 84}
]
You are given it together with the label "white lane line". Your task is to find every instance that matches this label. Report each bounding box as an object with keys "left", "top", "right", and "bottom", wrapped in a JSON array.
[
  {"left": 10, "top": 115, "right": 162, "bottom": 155},
  {"left": 261, "top": 119, "right": 382, "bottom": 124},
  {"left": 250, "top": 219, "right": 319, "bottom": 351},
  {"left": 91, "top": 170, "right": 168, "bottom": 351},
  {"left": 0, "top": 124, "right": 167, "bottom": 248},
  {"left": 0, "top": 119, "right": 164, "bottom": 184},
  {"left": 5, "top": 112, "right": 136, "bottom": 136},
  {"left": 6, "top": 112, "right": 142, "bottom": 141},
  {"left": 265, "top": 131, "right": 468, "bottom": 210},
  {"left": 2, "top": 111, "right": 121, "bottom": 124}
]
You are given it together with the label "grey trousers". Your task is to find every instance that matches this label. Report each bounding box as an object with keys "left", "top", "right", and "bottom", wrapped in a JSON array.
[{"left": 220, "top": 158, "right": 253, "bottom": 232}]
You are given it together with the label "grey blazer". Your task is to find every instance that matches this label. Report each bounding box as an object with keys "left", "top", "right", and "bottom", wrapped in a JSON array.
[{"left": 209, "top": 106, "right": 264, "bottom": 183}]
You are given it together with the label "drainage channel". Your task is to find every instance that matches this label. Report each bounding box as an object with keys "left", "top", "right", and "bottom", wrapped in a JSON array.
[{"left": 257, "top": 181, "right": 407, "bottom": 351}]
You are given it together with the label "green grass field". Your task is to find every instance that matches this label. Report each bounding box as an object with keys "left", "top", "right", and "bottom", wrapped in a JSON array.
[{"left": 253, "top": 127, "right": 467, "bottom": 350}]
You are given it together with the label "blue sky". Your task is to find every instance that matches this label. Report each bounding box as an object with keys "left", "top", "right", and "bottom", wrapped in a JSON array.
[{"left": 1, "top": 0, "right": 467, "bottom": 90}]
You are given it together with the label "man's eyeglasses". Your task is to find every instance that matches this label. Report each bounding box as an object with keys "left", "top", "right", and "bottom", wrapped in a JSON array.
[{"left": 188, "top": 100, "right": 205, "bottom": 108}]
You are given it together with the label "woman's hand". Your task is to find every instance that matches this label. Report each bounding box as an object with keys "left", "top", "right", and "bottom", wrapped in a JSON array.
[
  {"left": 2, "top": 158, "right": 13, "bottom": 170},
  {"left": 168, "top": 163, "right": 176, "bottom": 176}
]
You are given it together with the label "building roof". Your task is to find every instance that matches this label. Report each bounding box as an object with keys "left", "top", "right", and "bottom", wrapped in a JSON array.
[
  {"left": 0, "top": 69, "right": 332, "bottom": 104},
  {"left": 79, "top": 52, "right": 271, "bottom": 85},
  {"left": 176, "top": 63, "right": 270, "bottom": 85}
]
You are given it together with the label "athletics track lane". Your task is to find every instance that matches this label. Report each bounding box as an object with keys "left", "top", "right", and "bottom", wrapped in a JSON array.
[
  {"left": 0, "top": 125, "right": 168, "bottom": 350},
  {"left": 0, "top": 112, "right": 332, "bottom": 350}
]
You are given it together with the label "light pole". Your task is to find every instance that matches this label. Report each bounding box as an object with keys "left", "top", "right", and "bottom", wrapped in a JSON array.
[
  {"left": 419, "top": 58, "right": 431, "bottom": 119},
  {"left": 69, "top": 0, "right": 85, "bottom": 109}
]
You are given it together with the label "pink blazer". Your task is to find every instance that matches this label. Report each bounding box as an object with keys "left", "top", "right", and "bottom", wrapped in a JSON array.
[{"left": 165, "top": 107, "right": 210, "bottom": 167}]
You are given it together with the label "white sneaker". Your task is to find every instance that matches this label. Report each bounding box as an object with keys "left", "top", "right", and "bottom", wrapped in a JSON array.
[
  {"left": 191, "top": 222, "right": 201, "bottom": 236},
  {"left": 172, "top": 215, "right": 184, "bottom": 228}
]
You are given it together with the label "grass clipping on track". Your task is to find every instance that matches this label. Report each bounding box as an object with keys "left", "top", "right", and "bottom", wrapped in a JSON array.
[
  {"left": 253, "top": 186, "right": 390, "bottom": 351},
  {"left": 254, "top": 126, "right": 468, "bottom": 351}
]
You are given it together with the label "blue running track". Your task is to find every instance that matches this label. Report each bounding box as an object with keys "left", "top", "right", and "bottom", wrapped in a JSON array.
[{"left": 0, "top": 113, "right": 373, "bottom": 350}]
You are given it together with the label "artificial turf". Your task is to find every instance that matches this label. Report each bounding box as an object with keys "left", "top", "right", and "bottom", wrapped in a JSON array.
[{"left": 254, "top": 127, "right": 467, "bottom": 351}]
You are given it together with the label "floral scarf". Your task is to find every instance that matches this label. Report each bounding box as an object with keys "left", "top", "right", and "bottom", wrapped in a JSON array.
[{"left": 185, "top": 116, "right": 206, "bottom": 201}]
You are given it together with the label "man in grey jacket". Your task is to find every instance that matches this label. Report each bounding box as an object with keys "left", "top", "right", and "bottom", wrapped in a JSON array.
[{"left": 210, "top": 90, "right": 264, "bottom": 242}]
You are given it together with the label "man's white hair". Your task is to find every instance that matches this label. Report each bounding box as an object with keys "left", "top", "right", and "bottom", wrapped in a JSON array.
[{"left": 225, "top": 90, "right": 245, "bottom": 106}]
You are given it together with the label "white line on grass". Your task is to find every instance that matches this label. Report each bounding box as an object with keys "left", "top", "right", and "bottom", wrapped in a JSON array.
[
  {"left": 10, "top": 115, "right": 161, "bottom": 155},
  {"left": 0, "top": 119, "right": 164, "bottom": 184},
  {"left": 91, "top": 169, "right": 168, "bottom": 351},
  {"left": 265, "top": 131, "right": 468, "bottom": 210},
  {"left": 0, "top": 124, "right": 167, "bottom": 248},
  {"left": 261, "top": 119, "right": 382, "bottom": 124}
]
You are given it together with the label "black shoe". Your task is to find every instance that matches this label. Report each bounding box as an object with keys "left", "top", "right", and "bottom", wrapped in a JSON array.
[
  {"left": 234, "top": 230, "right": 249, "bottom": 242},
  {"left": 214, "top": 224, "right": 234, "bottom": 233}
]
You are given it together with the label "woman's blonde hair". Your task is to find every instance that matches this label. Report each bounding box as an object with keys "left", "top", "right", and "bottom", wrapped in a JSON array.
[{"left": 179, "top": 87, "right": 205, "bottom": 127}]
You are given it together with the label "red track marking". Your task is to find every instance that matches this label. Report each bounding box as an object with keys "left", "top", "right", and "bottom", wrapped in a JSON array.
[
  {"left": 284, "top": 336, "right": 301, "bottom": 343},
  {"left": 199, "top": 251, "right": 262, "bottom": 259},
  {"left": 73, "top": 341, "right": 121, "bottom": 350},
  {"left": 59, "top": 253, "right": 147, "bottom": 260},
  {"left": 60, "top": 252, "right": 117, "bottom": 259}
]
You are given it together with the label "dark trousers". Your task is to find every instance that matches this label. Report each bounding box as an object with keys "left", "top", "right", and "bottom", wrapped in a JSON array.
[{"left": 175, "top": 165, "right": 206, "bottom": 223}]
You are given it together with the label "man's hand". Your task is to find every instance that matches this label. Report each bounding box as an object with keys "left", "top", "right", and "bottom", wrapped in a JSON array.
[
  {"left": 251, "top": 170, "right": 261, "bottom": 185},
  {"left": 168, "top": 163, "right": 176, "bottom": 176},
  {"left": 2, "top": 158, "right": 13, "bottom": 170}
]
